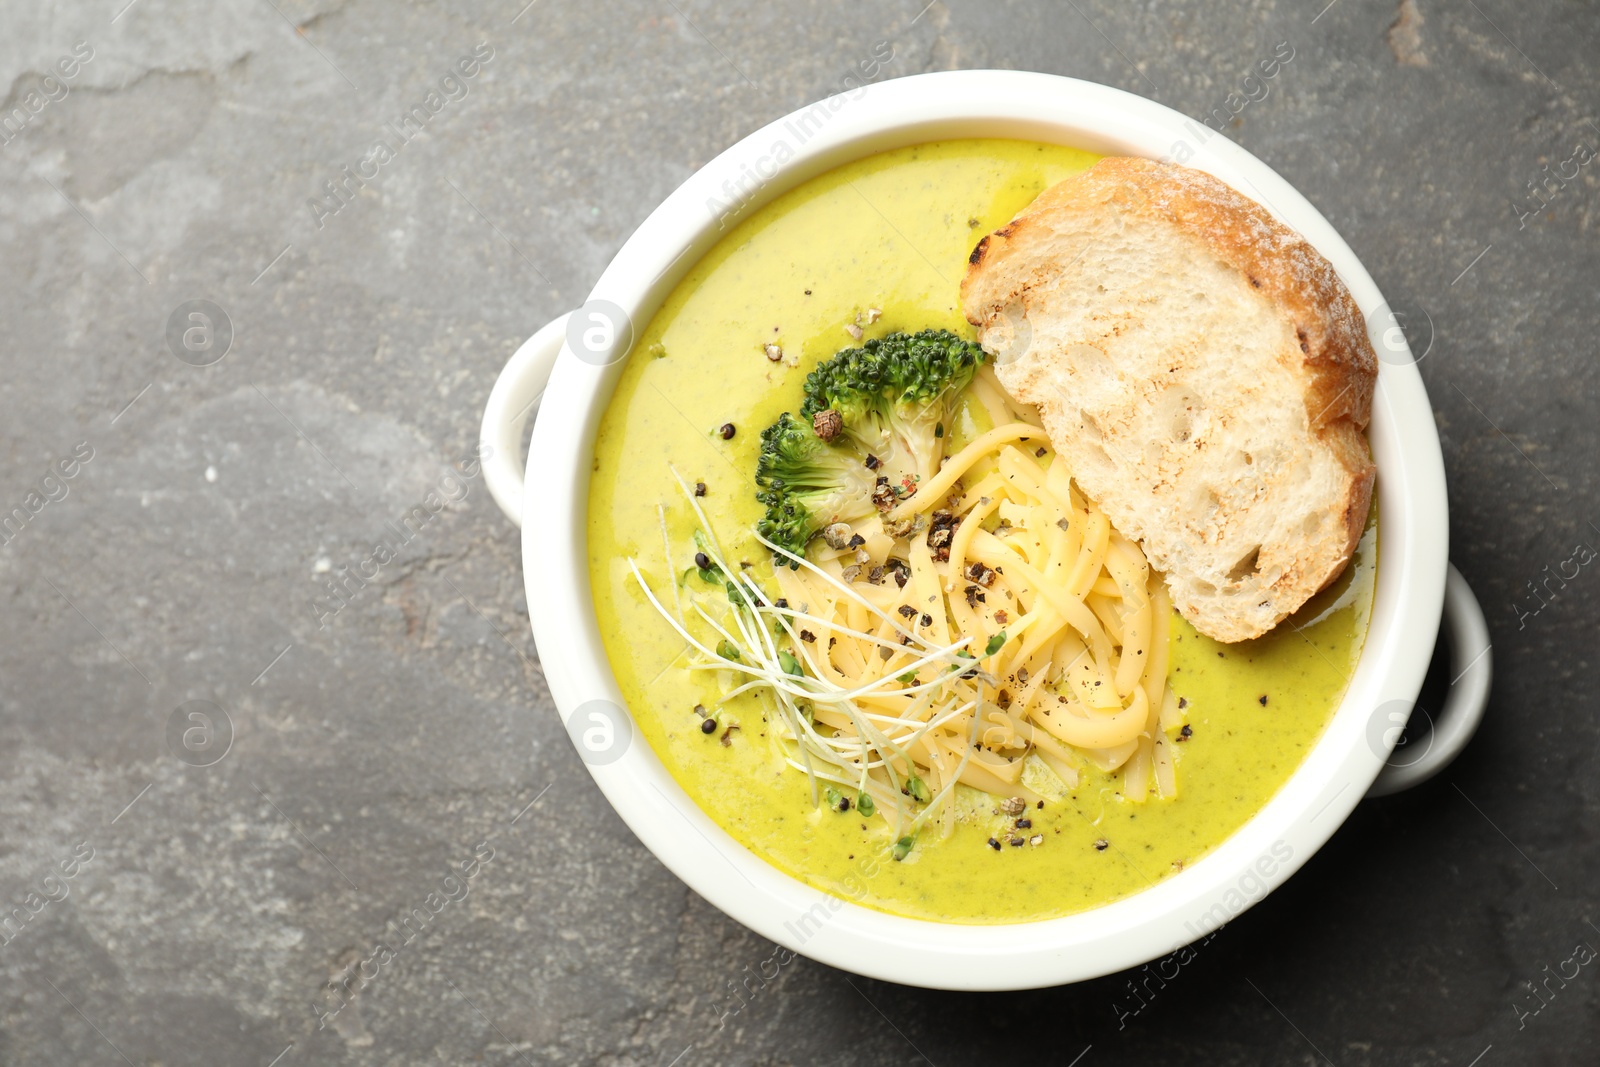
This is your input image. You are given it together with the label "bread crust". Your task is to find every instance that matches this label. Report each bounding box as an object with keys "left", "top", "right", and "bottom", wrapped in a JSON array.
[{"left": 961, "top": 157, "right": 1377, "bottom": 642}]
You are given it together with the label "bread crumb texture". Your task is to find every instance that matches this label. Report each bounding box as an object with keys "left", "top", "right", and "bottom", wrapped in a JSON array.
[{"left": 961, "top": 157, "right": 1377, "bottom": 642}]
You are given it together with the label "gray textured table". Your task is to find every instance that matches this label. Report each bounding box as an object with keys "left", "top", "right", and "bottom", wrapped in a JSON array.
[{"left": 1, "top": 1, "right": 1594, "bottom": 1064}]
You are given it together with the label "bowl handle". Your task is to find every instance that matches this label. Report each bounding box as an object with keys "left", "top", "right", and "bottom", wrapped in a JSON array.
[
  {"left": 1366, "top": 563, "right": 1492, "bottom": 797},
  {"left": 480, "top": 313, "right": 571, "bottom": 527}
]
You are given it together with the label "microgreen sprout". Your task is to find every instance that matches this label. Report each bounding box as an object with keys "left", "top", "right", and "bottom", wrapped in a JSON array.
[{"left": 627, "top": 467, "right": 991, "bottom": 850}]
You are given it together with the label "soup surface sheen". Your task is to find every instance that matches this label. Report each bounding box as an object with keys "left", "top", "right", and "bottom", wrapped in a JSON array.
[{"left": 588, "top": 139, "right": 1375, "bottom": 924}]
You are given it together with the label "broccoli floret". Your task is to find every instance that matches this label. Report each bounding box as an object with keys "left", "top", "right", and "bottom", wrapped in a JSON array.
[
  {"left": 753, "top": 330, "right": 987, "bottom": 561},
  {"left": 800, "top": 329, "right": 986, "bottom": 486},
  {"left": 755, "top": 412, "right": 877, "bottom": 557}
]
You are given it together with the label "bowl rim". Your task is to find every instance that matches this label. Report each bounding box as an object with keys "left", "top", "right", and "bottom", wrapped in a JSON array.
[{"left": 522, "top": 69, "right": 1448, "bottom": 991}]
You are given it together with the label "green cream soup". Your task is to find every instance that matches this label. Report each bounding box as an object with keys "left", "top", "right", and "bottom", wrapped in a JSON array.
[{"left": 587, "top": 139, "right": 1375, "bottom": 924}]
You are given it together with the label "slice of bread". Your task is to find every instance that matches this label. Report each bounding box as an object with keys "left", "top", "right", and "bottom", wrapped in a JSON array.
[{"left": 960, "top": 157, "right": 1377, "bottom": 643}]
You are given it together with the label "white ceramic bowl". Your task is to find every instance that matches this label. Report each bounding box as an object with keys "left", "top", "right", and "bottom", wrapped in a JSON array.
[{"left": 480, "top": 71, "right": 1491, "bottom": 990}]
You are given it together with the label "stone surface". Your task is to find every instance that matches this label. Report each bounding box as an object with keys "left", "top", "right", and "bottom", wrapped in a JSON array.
[{"left": 0, "top": 1, "right": 1595, "bottom": 1064}]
